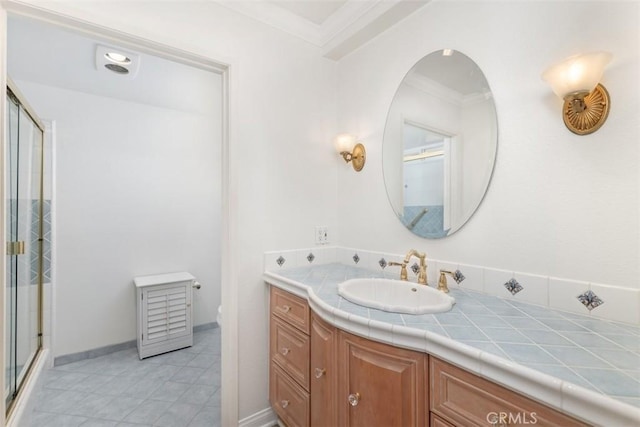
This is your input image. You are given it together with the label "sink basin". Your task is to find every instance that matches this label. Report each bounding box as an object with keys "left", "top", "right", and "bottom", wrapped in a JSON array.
[{"left": 338, "top": 278, "right": 455, "bottom": 315}]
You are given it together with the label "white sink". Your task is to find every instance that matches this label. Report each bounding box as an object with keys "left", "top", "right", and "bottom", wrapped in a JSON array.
[{"left": 338, "top": 278, "right": 455, "bottom": 315}]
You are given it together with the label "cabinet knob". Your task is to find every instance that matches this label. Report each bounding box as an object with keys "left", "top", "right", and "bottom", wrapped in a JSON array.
[
  {"left": 280, "top": 400, "right": 289, "bottom": 409},
  {"left": 280, "top": 305, "right": 291, "bottom": 313},
  {"left": 280, "top": 347, "right": 290, "bottom": 356},
  {"left": 314, "top": 368, "right": 326, "bottom": 379},
  {"left": 348, "top": 392, "right": 360, "bottom": 407}
]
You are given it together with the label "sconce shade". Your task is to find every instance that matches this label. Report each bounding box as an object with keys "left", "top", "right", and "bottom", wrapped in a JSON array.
[
  {"left": 542, "top": 51, "right": 612, "bottom": 99},
  {"left": 542, "top": 51, "right": 612, "bottom": 135},
  {"left": 334, "top": 133, "right": 357, "bottom": 153}
]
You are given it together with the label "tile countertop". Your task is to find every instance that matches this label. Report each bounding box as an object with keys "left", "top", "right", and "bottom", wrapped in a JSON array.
[{"left": 263, "top": 263, "right": 640, "bottom": 427}]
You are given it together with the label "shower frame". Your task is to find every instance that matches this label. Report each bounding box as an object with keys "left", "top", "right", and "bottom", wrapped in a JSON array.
[{"left": 4, "top": 78, "right": 45, "bottom": 419}]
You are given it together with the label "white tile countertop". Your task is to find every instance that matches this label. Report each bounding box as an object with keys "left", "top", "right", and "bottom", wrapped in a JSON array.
[{"left": 264, "top": 263, "right": 640, "bottom": 427}]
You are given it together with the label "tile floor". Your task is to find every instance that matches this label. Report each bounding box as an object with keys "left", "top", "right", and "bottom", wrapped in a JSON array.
[{"left": 26, "top": 327, "right": 221, "bottom": 427}]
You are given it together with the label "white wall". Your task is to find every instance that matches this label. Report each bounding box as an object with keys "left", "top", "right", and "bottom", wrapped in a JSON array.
[
  {"left": 14, "top": 80, "right": 222, "bottom": 358},
  {"left": 336, "top": 1, "right": 639, "bottom": 291},
  {"left": 3, "top": 0, "right": 339, "bottom": 420}
]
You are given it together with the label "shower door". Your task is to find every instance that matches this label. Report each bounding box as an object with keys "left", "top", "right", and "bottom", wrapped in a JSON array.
[{"left": 4, "top": 85, "right": 44, "bottom": 413}]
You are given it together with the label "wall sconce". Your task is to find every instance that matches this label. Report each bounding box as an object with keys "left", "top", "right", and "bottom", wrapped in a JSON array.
[
  {"left": 334, "top": 133, "right": 366, "bottom": 172},
  {"left": 542, "top": 51, "right": 612, "bottom": 135}
]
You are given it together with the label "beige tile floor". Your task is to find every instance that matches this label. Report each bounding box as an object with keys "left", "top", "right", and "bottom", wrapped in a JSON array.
[{"left": 26, "top": 328, "right": 221, "bottom": 427}]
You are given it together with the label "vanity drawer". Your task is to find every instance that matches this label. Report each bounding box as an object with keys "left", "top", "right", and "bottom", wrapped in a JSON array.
[
  {"left": 431, "top": 413, "right": 455, "bottom": 427},
  {"left": 271, "top": 287, "right": 310, "bottom": 334},
  {"left": 271, "top": 315, "right": 310, "bottom": 390},
  {"left": 430, "top": 357, "right": 589, "bottom": 427},
  {"left": 270, "top": 362, "right": 310, "bottom": 427}
]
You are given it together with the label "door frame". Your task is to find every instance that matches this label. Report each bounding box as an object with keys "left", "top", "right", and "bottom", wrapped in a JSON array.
[{"left": 0, "top": 3, "right": 238, "bottom": 426}]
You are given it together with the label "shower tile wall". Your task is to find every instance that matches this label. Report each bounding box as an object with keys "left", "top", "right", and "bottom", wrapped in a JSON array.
[
  {"left": 30, "top": 199, "right": 52, "bottom": 284},
  {"left": 402, "top": 205, "right": 447, "bottom": 238}
]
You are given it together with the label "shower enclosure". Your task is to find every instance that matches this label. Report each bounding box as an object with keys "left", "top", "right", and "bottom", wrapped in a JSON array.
[{"left": 4, "top": 82, "right": 45, "bottom": 416}]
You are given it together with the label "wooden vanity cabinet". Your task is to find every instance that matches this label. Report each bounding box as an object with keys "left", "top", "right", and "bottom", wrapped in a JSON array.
[
  {"left": 430, "top": 357, "right": 589, "bottom": 427},
  {"left": 431, "top": 413, "right": 456, "bottom": 427},
  {"left": 338, "top": 330, "right": 427, "bottom": 427},
  {"left": 269, "top": 287, "right": 311, "bottom": 427},
  {"left": 269, "top": 286, "right": 588, "bottom": 427},
  {"left": 310, "top": 312, "right": 338, "bottom": 427}
]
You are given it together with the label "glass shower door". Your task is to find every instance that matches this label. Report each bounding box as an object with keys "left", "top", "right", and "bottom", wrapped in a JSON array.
[{"left": 4, "top": 87, "right": 43, "bottom": 411}]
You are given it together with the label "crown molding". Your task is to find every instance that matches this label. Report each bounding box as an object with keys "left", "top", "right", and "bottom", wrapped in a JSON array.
[
  {"left": 404, "top": 72, "right": 490, "bottom": 108},
  {"left": 404, "top": 72, "right": 464, "bottom": 106},
  {"left": 214, "top": 0, "right": 430, "bottom": 60}
]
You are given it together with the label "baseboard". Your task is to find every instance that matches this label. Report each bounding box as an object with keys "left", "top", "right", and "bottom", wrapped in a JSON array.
[
  {"left": 238, "top": 407, "right": 277, "bottom": 427},
  {"left": 54, "top": 323, "right": 219, "bottom": 366},
  {"left": 54, "top": 339, "right": 137, "bottom": 366},
  {"left": 194, "top": 321, "right": 219, "bottom": 333}
]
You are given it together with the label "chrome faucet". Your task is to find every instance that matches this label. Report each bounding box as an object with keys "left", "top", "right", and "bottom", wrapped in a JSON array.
[{"left": 390, "top": 249, "right": 427, "bottom": 285}]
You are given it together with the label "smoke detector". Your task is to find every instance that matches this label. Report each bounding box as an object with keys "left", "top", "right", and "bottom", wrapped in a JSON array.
[{"left": 95, "top": 45, "right": 140, "bottom": 79}]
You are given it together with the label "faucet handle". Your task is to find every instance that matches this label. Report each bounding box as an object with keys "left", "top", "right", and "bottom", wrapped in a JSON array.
[
  {"left": 438, "top": 270, "right": 452, "bottom": 293},
  {"left": 388, "top": 261, "right": 408, "bottom": 281}
]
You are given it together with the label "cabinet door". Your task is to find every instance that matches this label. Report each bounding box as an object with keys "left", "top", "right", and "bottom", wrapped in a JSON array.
[
  {"left": 142, "top": 281, "right": 191, "bottom": 346},
  {"left": 430, "top": 357, "right": 589, "bottom": 427},
  {"left": 338, "top": 331, "right": 427, "bottom": 427},
  {"left": 310, "top": 313, "right": 337, "bottom": 427}
]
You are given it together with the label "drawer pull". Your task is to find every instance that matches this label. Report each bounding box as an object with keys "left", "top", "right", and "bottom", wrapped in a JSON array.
[
  {"left": 280, "top": 400, "right": 290, "bottom": 409},
  {"left": 280, "top": 305, "right": 291, "bottom": 313},
  {"left": 280, "top": 347, "right": 290, "bottom": 356},
  {"left": 314, "top": 368, "right": 326, "bottom": 379},
  {"left": 348, "top": 392, "right": 360, "bottom": 407}
]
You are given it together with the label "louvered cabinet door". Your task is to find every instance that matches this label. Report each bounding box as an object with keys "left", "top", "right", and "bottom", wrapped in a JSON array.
[{"left": 137, "top": 280, "right": 193, "bottom": 358}]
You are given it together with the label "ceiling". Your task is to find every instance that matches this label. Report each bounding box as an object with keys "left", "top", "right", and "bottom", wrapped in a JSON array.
[
  {"left": 270, "top": 0, "right": 348, "bottom": 25},
  {"left": 216, "top": 0, "right": 430, "bottom": 59},
  {"left": 7, "top": 15, "right": 219, "bottom": 114},
  {"left": 6, "top": 1, "right": 431, "bottom": 112}
]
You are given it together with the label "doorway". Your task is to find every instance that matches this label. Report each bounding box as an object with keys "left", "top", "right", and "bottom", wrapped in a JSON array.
[{"left": 2, "top": 10, "right": 231, "bottom": 426}]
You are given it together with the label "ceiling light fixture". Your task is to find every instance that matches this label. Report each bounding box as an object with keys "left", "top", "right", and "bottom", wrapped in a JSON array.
[
  {"left": 95, "top": 45, "right": 140, "bottom": 79},
  {"left": 104, "top": 52, "right": 131, "bottom": 65}
]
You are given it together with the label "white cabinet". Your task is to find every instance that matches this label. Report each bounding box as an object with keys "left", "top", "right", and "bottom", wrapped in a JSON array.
[{"left": 134, "top": 272, "right": 195, "bottom": 359}]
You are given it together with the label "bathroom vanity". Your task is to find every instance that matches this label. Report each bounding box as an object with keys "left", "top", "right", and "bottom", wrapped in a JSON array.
[
  {"left": 266, "top": 264, "right": 640, "bottom": 427},
  {"left": 269, "top": 286, "right": 587, "bottom": 427}
]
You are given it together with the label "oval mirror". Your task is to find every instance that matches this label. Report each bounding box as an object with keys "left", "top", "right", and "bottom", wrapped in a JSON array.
[{"left": 383, "top": 50, "right": 498, "bottom": 238}]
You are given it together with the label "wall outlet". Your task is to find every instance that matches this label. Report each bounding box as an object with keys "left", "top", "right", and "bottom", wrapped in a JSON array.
[{"left": 315, "top": 226, "right": 329, "bottom": 245}]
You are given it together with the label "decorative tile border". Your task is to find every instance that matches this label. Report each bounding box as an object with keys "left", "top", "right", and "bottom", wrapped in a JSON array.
[
  {"left": 452, "top": 269, "right": 465, "bottom": 284},
  {"left": 577, "top": 290, "right": 604, "bottom": 311},
  {"left": 264, "top": 246, "right": 640, "bottom": 325},
  {"left": 505, "top": 278, "right": 523, "bottom": 295}
]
